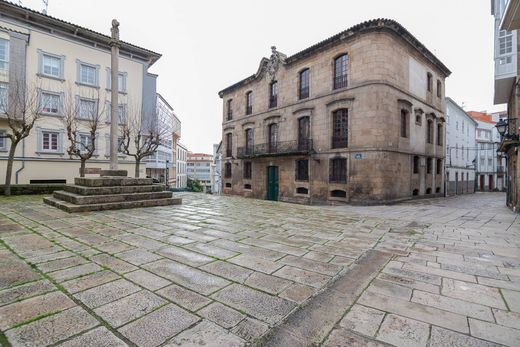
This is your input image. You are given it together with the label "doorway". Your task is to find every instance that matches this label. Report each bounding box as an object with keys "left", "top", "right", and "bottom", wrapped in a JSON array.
[
  {"left": 480, "top": 175, "right": 484, "bottom": 191},
  {"left": 267, "top": 166, "right": 279, "bottom": 201},
  {"left": 489, "top": 175, "right": 494, "bottom": 191}
]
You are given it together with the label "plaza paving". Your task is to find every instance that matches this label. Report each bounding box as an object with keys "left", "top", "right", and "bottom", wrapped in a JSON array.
[{"left": 0, "top": 192, "right": 518, "bottom": 346}]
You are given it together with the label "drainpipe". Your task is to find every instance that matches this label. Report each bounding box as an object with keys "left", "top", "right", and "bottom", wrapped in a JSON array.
[{"left": 15, "top": 137, "right": 25, "bottom": 184}]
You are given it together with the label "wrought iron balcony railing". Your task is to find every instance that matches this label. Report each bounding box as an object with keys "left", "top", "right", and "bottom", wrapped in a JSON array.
[
  {"left": 333, "top": 75, "right": 348, "bottom": 89},
  {"left": 246, "top": 106, "right": 252, "bottom": 115},
  {"left": 269, "top": 96, "right": 277, "bottom": 108},
  {"left": 331, "top": 136, "right": 348, "bottom": 149},
  {"left": 237, "top": 139, "right": 313, "bottom": 158},
  {"left": 299, "top": 87, "right": 309, "bottom": 99},
  {"left": 227, "top": 110, "right": 233, "bottom": 120}
]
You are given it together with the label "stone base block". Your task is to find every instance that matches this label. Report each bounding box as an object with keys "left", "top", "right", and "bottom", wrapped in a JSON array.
[
  {"left": 100, "top": 170, "right": 128, "bottom": 177},
  {"left": 44, "top": 196, "right": 182, "bottom": 213}
]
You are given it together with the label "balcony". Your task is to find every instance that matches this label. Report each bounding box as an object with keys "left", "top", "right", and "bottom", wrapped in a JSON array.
[
  {"left": 237, "top": 139, "right": 313, "bottom": 158},
  {"left": 331, "top": 136, "right": 348, "bottom": 149},
  {"left": 299, "top": 86, "right": 309, "bottom": 99},
  {"left": 227, "top": 110, "right": 233, "bottom": 121},
  {"left": 333, "top": 75, "right": 348, "bottom": 89},
  {"left": 269, "top": 95, "right": 277, "bottom": 108},
  {"left": 246, "top": 106, "right": 252, "bottom": 115}
]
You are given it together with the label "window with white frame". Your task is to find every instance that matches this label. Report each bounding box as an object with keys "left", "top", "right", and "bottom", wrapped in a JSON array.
[
  {"left": 40, "top": 92, "right": 61, "bottom": 115},
  {"left": 42, "top": 54, "right": 62, "bottom": 78},
  {"left": 0, "top": 129, "right": 7, "bottom": 151},
  {"left": 78, "top": 98, "right": 96, "bottom": 119},
  {"left": 499, "top": 30, "right": 513, "bottom": 55},
  {"left": 106, "top": 69, "right": 127, "bottom": 92},
  {"left": 41, "top": 131, "right": 60, "bottom": 152},
  {"left": 78, "top": 62, "right": 98, "bottom": 86},
  {"left": 106, "top": 103, "right": 126, "bottom": 124},
  {"left": 0, "top": 39, "right": 8, "bottom": 71},
  {"left": 77, "top": 133, "right": 93, "bottom": 153},
  {"left": 0, "top": 83, "right": 7, "bottom": 112}
]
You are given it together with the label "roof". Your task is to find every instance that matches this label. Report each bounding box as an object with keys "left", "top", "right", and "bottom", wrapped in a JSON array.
[
  {"left": 0, "top": 0, "right": 161, "bottom": 66},
  {"left": 219, "top": 18, "right": 451, "bottom": 96},
  {"left": 446, "top": 97, "right": 478, "bottom": 126},
  {"left": 467, "top": 111, "right": 496, "bottom": 125}
]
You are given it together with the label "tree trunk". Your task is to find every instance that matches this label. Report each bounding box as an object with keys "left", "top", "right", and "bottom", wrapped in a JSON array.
[
  {"left": 135, "top": 160, "right": 140, "bottom": 178},
  {"left": 4, "top": 141, "right": 19, "bottom": 196},
  {"left": 80, "top": 159, "right": 86, "bottom": 178}
]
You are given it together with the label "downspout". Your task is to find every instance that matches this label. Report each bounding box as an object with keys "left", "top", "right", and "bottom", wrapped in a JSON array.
[{"left": 15, "top": 137, "right": 25, "bottom": 184}]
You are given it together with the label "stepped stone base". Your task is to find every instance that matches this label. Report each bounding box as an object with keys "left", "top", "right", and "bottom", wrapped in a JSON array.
[{"left": 44, "top": 173, "right": 181, "bottom": 213}]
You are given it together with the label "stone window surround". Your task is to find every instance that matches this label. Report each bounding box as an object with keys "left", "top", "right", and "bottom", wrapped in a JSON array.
[
  {"left": 75, "top": 131, "right": 100, "bottom": 156},
  {"left": 298, "top": 67, "right": 310, "bottom": 100},
  {"left": 0, "top": 38, "right": 9, "bottom": 71},
  {"left": 398, "top": 99, "right": 412, "bottom": 139},
  {"left": 326, "top": 98, "right": 354, "bottom": 152},
  {"left": 332, "top": 52, "right": 349, "bottom": 90},
  {"left": 0, "top": 129, "right": 7, "bottom": 152},
  {"left": 76, "top": 59, "right": 100, "bottom": 88},
  {"left": 104, "top": 101, "right": 127, "bottom": 124},
  {"left": 414, "top": 108, "right": 424, "bottom": 125},
  {"left": 38, "top": 89, "right": 64, "bottom": 117},
  {"left": 75, "top": 95, "right": 99, "bottom": 120},
  {"left": 36, "top": 127, "right": 65, "bottom": 155},
  {"left": 37, "top": 49, "right": 65, "bottom": 81}
]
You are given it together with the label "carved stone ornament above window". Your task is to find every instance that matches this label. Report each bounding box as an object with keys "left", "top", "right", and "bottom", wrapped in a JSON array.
[{"left": 266, "top": 46, "right": 286, "bottom": 82}]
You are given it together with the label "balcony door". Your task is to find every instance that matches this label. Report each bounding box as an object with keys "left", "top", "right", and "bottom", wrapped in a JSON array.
[
  {"left": 298, "top": 117, "right": 310, "bottom": 150},
  {"left": 268, "top": 123, "right": 278, "bottom": 153}
]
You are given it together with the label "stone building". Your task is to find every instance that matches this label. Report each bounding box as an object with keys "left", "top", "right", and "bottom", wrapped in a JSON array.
[
  {"left": 445, "top": 98, "right": 477, "bottom": 195},
  {"left": 218, "top": 19, "right": 450, "bottom": 204}
]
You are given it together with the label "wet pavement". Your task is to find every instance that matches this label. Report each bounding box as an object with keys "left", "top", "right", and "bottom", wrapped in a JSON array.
[{"left": 0, "top": 192, "right": 518, "bottom": 346}]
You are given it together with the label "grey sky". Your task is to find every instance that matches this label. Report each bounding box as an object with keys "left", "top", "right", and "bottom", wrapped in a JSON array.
[{"left": 22, "top": 0, "right": 500, "bottom": 153}]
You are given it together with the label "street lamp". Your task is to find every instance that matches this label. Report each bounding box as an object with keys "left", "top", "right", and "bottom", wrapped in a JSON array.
[{"left": 496, "top": 119, "right": 508, "bottom": 138}]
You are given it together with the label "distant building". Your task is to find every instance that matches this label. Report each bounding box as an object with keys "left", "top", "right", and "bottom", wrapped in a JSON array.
[
  {"left": 445, "top": 98, "right": 477, "bottom": 195},
  {"left": 211, "top": 142, "right": 222, "bottom": 194},
  {"left": 187, "top": 152, "right": 213, "bottom": 192},
  {"left": 468, "top": 111, "right": 506, "bottom": 191},
  {"left": 176, "top": 142, "right": 187, "bottom": 188},
  {"left": 145, "top": 93, "right": 180, "bottom": 185},
  {"left": 218, "top": 19, "right": 450, "bottom": 204}
]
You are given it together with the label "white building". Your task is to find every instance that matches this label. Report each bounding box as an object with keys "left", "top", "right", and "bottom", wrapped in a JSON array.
[
  {"left": 468, "top": 111, "right": 506, "bottom": 191},
  {"left": 187, "top": 152, "right": 212, "bottom": 192},
  {"left": 211, "top": 142, "right": 222, "bottom": 194},
  {"left": 445, "top": 98, "right": 477, "bottom": 195},
  {"left": 176, "top": 142, "right": 187, "bottom": 189}
]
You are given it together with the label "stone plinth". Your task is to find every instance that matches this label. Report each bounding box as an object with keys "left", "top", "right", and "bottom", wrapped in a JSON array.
[{"left": 43, "top": 174, "right": 181, "bottom": 213}]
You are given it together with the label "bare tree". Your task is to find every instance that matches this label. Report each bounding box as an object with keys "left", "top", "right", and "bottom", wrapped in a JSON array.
[
  {"left": 120, "top": 102, "right": 165, "bottom": 178},
  {"left": 0, "top": 76, "right": 41, "bottom": 196},
  {"left": 62, "top": 87, "right": 104, "bottom": 177}
]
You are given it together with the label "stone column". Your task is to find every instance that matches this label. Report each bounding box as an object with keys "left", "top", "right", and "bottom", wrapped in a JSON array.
[{"left": 109, "top": 19, "right": 120, "bottom": 170}]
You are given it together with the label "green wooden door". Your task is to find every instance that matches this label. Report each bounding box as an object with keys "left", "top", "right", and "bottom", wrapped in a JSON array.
[{"left": 267, "top": 166, "right": 279, "bottom": 201}]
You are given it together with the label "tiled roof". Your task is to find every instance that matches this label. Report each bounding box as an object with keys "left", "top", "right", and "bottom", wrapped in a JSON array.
[
  {"left": 0, "top": 0, "right": 161, "bottom": 65},
  {"left": 219, "top": 18, "right": 451, "bottom": 96},
  {"left": 467, "top": 111, "right": 496, "bottom": 124}
]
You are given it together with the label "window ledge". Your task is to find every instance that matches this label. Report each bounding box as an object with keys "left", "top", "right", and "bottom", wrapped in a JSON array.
[
  {"left": 0, "top": 149, "right": 7, "bottom": 152},
  {"left": 105, "top": 88, "right": 127, "bottom": 95},
  {"left": 36, "top": 151, "right": 65, "bottom": 155},
  {"left": 36, "top": 73, "right": 65, "bottom": 82},
  {"left": 75, "top": 82, "right": 99, "bottom": 89},
  {"left": 41, "top": 112, "right": 64, "bottom": 118}
]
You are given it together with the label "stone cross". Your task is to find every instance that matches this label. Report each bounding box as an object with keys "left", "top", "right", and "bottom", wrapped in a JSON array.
[{"left": 109, "top": 19, "right": 120, "bottom": 170}]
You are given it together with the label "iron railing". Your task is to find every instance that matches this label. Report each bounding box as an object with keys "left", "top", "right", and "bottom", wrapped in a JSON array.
[
  {"left": 227, "top": 110, "right": 233, "bottom": 120},
  {"left": 246, "top": 106, "right": 252, "bottom": 115},
  {"left": 237, "top": 139, "right": 313, "bottom": 158},
  {"left": 269, "top": 95, "right": 277, "bottom": 108},
  {"left": 331, "top": 136, "right": 348, "bottom": 149},
  {"left": 334, "top": 75, "right": 348, "bottom": 89},
  {"left": 226, "top": 148, "right": 232, "bottom": 158}
]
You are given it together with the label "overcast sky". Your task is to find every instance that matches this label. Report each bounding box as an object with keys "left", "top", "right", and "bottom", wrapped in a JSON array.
[{"left": 21, "top": 0, "right": 501, "bottom": 153}]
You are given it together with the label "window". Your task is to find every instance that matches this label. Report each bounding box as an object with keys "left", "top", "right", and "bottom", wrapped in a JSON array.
[
  {"left": 106, "top": 103, "right": 126, "bottom": 124},
  {"left": 400, "top": 109, "right": 408, "bottom": 138},
  {"left": 436, "top": 80, "right": 442, "bottom": 98},
  {"left": 332, "top": 109, "right": 348, "bottom": 148},
  {"left": 246, "top": 91, "right": 253, "bottom": 115},
  {"left": 427, "top": 119, "right": 433, "bottom": 144},
  {"left": 488, "top": 158, "right": 492, "bottom": 166},
  {"left": 227, "top": 99, "right": 233, "bottom": 120},
  {"left": 296, "top": 187, "right": 308, "bottom": 195},
  {"left": 244, "top": 161, "right": 252, "bottom": 179},
  {"left": 40, "top": 92, "right": 61, "bottom": 115},
  {"left": 437, "top": 123, "right": 443, "bottom": 145},
  {"left": 224, "top": 162, "right": 232, "bottom": 178},
  {"left": 295, "top": 159, "right": 309, "bottom": 181},
  {"left": 0, "top": 130, "right": 6, "bottom": 151},
  {"left": 413, "top": 156, "right": 419, "bottom": 174},
  {"left": 334, "top": 54, "right": 348, "bottom": 89},
  {"left": 436, "top": 159, "right": 442, "bottom": 174},
  {"left": 0, "top": 83, "right": 8, "bottom": 112},
  {"left": 244, "top": 184, "right": 252, "bottom": 190},
  {"left": 330, "top": 189, "right": 346, "bottom": 198},
  {"left": 499, "top": 30, "right": 513, "bottom": 55},
  {"left": 42, "top": 54, "right": 62, "bottom": 78},
  {"left": 298, "top": 117, "right": 310, "bottom": 150},
  {"left": 0, "top": 39, "right": 8, "bottom": 71},
  {"left": 78, "top": 98, "right": 96, "bottom": 119},
  {"left": 426, "top": 188, "right": 432, "bottom": 194},
  {"left": 41, "top": 131, "right": 59, "bottom": 152},
  {"left": 106, "top": 69, "right": 127, "bottom": 92},
  {"left": 268, "top": 123, "right": 278, "bottom": 153},
  {"left": 415, "top": 112, "right": 422, "bottom": 125},
  {"left": 269, "top": 81, "right": 278, "bottom": 108},
  {"left": 427, "top": 73, "right": 433, "bottom": 92},
  {"left": 426, "top": 158, "right": 432, "bottom": 174},
  {"left": 78, "top": 62, "right": 98, "bottom": 86},
  {"left": 245, "top": 128, "right": 253, "bottom": 155},
  {"left": 413, "top": 189, "right": 419, "bottom": 196},
  {"left": 329, "top": 158, "right": 347, "bottom": 183},
  {"left": 226, "top": 133, "right": 232, "bottom": 157},
  {"left": 299, "top": 69, "right": 309, "bottom": 99},
  {"left": 77, "top": 133, "right": 93, "bottom": 153}
]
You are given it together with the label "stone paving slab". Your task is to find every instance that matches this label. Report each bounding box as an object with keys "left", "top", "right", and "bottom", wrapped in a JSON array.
[{"left": 0, "top": 192, "right": 518, "bottom": 347}]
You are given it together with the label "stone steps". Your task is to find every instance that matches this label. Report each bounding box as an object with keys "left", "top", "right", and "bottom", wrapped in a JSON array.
[
  {"left": 53, "top": 190, "right": 174, "bottom": 205},
  {"left": 43, "top": 196, "right": 181, "bottom": 213},
  {"left": 44, "top": 170, "right": 182, "bottom": 213},
  {"left": 64, "top": 184, "right": 165, "bottom": 196}
]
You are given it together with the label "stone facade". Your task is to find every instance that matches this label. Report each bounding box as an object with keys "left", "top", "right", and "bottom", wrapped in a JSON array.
[{"left": 218, "top": 19, "right": 450, "bottom": 204}]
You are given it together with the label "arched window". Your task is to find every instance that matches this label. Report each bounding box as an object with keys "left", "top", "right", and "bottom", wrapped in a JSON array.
[
  {"left": 299, "top": 69, "right": 310, "bottom": 99},
  {"left": 268, "top": 123, "right": 278, "bottom": 153},
  {"left": 269, "top": 81, "right": 278, "bottom": 108},
  {"left": 245, "top": 128, "right": 253, "bottom": 155},
  {"left": 334, "top": 54, "right": 348, "bottom": 89},
  {"left": 245, "top": 91, "right": 253, "bottom": 115},
  {"left": 226, "top": 99, "right": 233, "bottom": 120},
  {"left": 332, "top": 109, "right": 348, "bottom": 148},
  {"left": 298, "top": 116, "right": 310, "bottom": 150},
  {"left": 427, "top": 73, "right": 433, "bottom": 92}
]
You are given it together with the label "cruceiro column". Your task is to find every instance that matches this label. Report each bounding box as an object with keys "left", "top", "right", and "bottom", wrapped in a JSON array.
[{"left": 109, "top": 19, "right": 120, "bottom": 170}]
